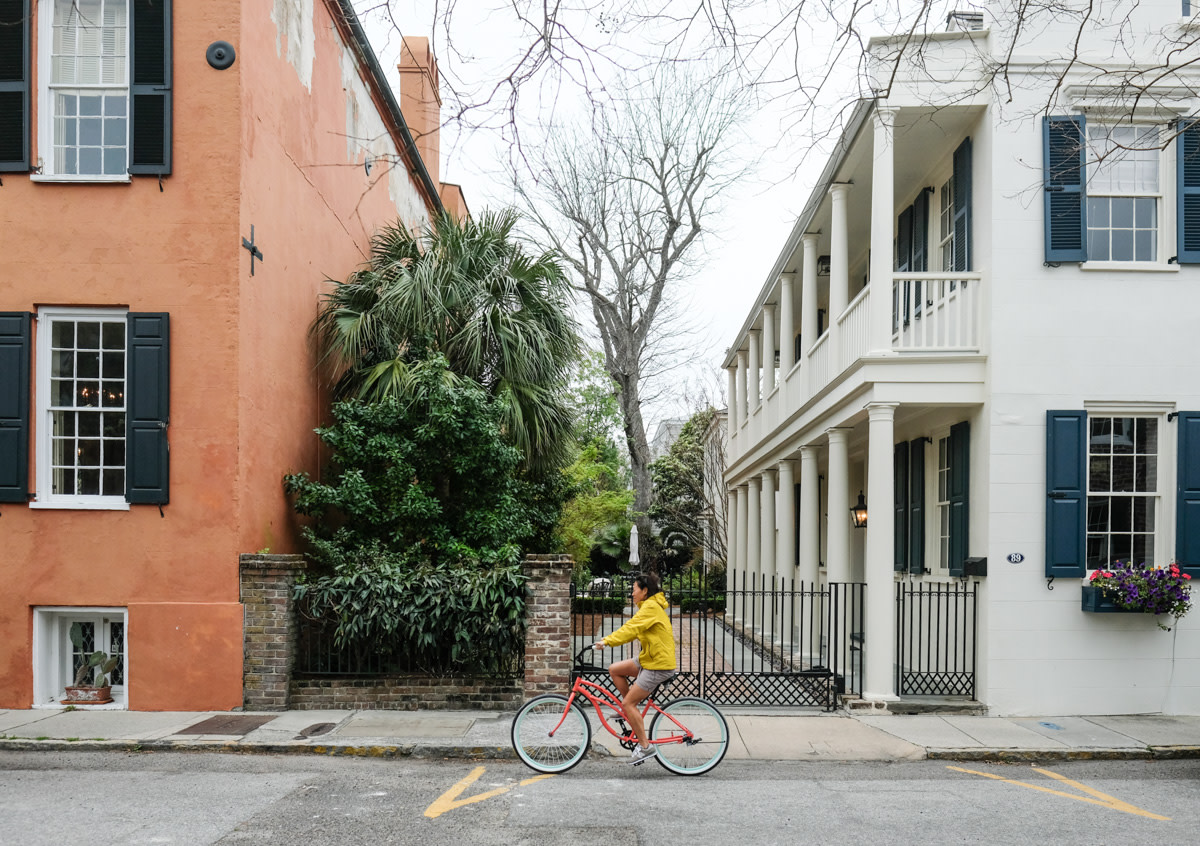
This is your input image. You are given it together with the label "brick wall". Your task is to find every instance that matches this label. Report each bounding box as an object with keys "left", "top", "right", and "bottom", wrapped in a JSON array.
[
  {"left": 289, "top": 676, "right": 522, "bottom": 710},
  {"left": 240, "top": 553, "right": 306, "bottom": 710},
  {"left": 241, "top": 552, "right": 574, "bottom": 710},
  {"left": 521, "top": 554, "right": 574, "bottom": 699}
]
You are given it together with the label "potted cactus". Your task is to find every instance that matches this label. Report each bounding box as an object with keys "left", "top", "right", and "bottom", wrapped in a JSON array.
[{"left": 62, "top": 622, "right": 121, "bottom": 705}]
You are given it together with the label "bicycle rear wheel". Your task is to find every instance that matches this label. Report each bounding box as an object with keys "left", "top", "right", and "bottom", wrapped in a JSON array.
[
  {"left": 648, "top": 697, "right": 728, "bottom": 775},
  {"left": 511, "top": 694, "right": 591, "bottom": 774}
]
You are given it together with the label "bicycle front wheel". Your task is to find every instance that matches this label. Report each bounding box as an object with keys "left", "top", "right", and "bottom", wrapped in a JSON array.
[
  {"left": 511, "top": 694, "right": 591, "bottom": 774},
  {"left": 649, "top": 697, "right": 729, "bottom": 775}
]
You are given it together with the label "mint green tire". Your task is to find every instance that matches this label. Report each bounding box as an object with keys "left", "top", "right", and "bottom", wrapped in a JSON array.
[
  {"left": 511, "top": 694, "right": 591, "bottom": 774},
  {"left": 649, "top": 697, "right": 729, "bottom": 775}
]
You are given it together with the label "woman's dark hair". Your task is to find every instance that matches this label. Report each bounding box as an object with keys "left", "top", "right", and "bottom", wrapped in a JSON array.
[{"left": 634, "top": 572, "right": 661, "bottom": 595}]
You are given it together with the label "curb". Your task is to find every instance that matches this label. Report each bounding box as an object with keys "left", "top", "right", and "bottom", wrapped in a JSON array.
[
  {"left": 925, "top": 746, "right": 1200, "bottom": 762},
  {"left": 0, "top": 739, "right": 619, "bottom": 760}
]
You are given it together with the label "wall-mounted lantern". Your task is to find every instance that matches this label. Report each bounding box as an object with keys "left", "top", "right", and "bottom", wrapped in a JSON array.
[{"left": 850, "top": 491, "right": 868, "bottom": 528}]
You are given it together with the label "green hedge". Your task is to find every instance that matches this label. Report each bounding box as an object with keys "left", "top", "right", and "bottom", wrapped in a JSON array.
[
  {"left": 571, "top": 596, "right": 627, "bottom": 614},
  {"left": 677, "top": 596, "right": 726, "bottom": 613}
]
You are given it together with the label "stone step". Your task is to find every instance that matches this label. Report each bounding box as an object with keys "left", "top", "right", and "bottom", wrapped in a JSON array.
[{"left": 841, "top": 696, "right": 988, "bottom": 716}]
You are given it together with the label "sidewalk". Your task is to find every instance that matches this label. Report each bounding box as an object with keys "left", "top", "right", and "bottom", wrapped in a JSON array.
[{"left": 4, "top": 707, "right": 1200, "bottom": 762}]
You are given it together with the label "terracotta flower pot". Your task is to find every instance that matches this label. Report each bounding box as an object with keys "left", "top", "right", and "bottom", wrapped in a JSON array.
[{"left": 62, "top": 685, "right": 113, "bottom": 705}]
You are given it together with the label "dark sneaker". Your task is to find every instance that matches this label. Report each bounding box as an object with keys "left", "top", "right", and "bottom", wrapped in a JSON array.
[{"left": 629, "top": 745, "right": 658, "bottom": 765}]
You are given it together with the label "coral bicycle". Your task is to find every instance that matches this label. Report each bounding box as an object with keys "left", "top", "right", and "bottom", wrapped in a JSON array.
[{"left": 511, "top": 647, "right": 729, "bottom": 775}]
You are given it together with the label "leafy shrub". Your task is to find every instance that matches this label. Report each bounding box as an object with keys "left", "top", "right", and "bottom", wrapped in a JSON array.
[
  {"left": 295, "top": 545, "right": 527, "bottom": 674},
  {"left": 571, "top": 596, "right": 628, "bottom": 614},
  {"left": 677, "top": 596, "right": 727, "bottom": 614}
]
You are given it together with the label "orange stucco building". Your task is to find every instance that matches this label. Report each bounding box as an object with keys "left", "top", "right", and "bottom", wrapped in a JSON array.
[{"left": 0, "top": 1, "right": 456, "bottom": 709}]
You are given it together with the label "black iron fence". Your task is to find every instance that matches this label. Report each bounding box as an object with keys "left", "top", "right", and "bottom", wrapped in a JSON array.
[
  {"left": 895, "top": 579, "right": 978, "bottom": 698},
  {"left": 293, "top": 596, "right": 524, "bottom": 680},
  {"left": 572, "top": 572, "right": 864, "bottom": 710}
]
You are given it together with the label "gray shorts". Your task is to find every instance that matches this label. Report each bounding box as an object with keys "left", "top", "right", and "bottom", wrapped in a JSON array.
[{"left": 631, "top": 660, "right": 677, "bottom": 694}]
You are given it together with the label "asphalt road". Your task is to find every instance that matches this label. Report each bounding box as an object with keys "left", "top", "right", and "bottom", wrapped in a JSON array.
[{"left": 2, "top": 751, "right": 1198, "bottom": 845}]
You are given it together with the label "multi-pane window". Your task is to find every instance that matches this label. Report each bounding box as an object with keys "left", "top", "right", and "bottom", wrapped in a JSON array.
[
  {"left": 937, "top": 435, "right": 951, "bottom": 570},
  {"left": 70, "top": 618, "right": 125, "bottom": 686},
  {"left": 1087, "top": 416, "right": 1158, "bottom": 567},
  {"left": 939, "top": 177, "right": 955, "bottom": 271},
  {"left": 46, "top": 312, "right": 126, "bottom": 498},
  {"left": 48, "top": 0, "right": 129, "bottom": 176},
  {"left": 1086, "top": 125, "right": 1160, "bottom": 262}
]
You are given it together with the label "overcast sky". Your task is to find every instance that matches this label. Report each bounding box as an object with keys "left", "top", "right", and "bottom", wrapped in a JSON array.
[{"left": 353, "top": 1, "right": 846, "bottom": 430}]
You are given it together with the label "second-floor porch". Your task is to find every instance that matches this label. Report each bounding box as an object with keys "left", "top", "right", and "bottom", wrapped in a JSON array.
[{"left": 724, "top": 100, "right": 988, "bottom": 465}]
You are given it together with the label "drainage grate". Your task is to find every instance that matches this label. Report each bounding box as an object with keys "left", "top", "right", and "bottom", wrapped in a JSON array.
[
  {"left": 295, "top": 722, "right": 336, "bottom": 739},
  {"left": 174, "top": 715, "right": 277, "bottom": 736}
]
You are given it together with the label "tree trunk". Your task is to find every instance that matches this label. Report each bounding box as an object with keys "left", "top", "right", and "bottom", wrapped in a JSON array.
[{"left": 614, "top": 369, "right": 652, "bottom": 567}]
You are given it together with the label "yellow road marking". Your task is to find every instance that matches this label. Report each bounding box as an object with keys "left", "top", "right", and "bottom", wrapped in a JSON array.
[
  {"left": 947, "top": 766, "right": 1170, "bottom": 820},
  {"left": 424, "top": 766, "right": 554, "bottom": 819}
]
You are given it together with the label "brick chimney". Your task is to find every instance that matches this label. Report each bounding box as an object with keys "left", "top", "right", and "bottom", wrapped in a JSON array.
[{"left": 398, "top": 36, "right": 441, "bottom": 191}]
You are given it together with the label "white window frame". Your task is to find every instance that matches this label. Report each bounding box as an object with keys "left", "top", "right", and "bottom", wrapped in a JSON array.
[
  {"left": 1080, "top": 121, "right": 1180, "bottom": 270},
  {"left": 33, "top": 0, "right": 132, "bottom": 183},
  {"left": 32, "top": 306, "right": 130, "bottom": 510},
  {"left": 1080, "top": 403, "right": 1175, "bottom": 572},
  {"left": 32, "top": 606, "right": 128, "bottom": 709},
  {"left": 939, "top": 176, "right": 955, "bottom": 272},
  {"left": 928, "top": 427, "right": 952, "bottom": 576}
]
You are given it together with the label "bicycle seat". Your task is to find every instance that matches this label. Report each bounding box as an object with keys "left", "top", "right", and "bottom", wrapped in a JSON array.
[{"left": 648, "top": 674, "right": 678, "bottom": 698}]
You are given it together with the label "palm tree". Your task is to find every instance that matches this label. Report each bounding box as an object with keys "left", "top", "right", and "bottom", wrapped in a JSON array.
[{"left": 313, "top": 209, "right": 580, "bottom": 472}]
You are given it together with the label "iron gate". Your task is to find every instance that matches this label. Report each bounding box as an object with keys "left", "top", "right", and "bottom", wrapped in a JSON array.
[
  {"left": 571, "top": 573, "right": 864, "bottom": 711},
  {"left": 895, "top": 579, "right": 978, "bottom": 698}
]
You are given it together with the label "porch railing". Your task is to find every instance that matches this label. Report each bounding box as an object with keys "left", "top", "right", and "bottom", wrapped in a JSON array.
[{"left": 891, "top": 272, "right": 982, "bottom": 351}]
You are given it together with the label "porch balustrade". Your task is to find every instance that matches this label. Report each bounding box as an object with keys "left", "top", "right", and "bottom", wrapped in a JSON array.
[{"left": 729, "top": 271, "right": 984, "bottom": 463}]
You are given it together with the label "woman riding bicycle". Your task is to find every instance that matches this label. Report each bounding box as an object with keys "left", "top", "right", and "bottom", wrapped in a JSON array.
[{"left": 593, "top": 571, "right": 677, "bottom": 764}]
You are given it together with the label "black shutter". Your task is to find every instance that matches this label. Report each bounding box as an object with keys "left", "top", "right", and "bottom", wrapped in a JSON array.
[
  {"left": 1176, "top": 412, "right": 1200, "bottom": 578},
  {"left": 953, "top": 137, "right": 972, "bottom": 271},
  {"left": 126, "top": 313, "right": 169, "bottom": 504},
  {"left": 0, "top": 0, "right": 29, "bottom": 171},
  {"left": 129, "top": 0, "right": 172, "bottom": 175},
  {"left": 1043, "top": 116, "right": 1087, "bottom": 262},
  {"left": 1178, "top": 118, "right": 1200, "bottom": 264},
  {"left": 894, "top": 442, "right": 909, "bottom": 572},
  {"left": 909, "top": 437, "right": 926, "bottom": 575},
  {"left": 0, "top": 312, "right": 31, "bottom": 502},
  {"left": 947, "top": 421, "right": 970, "bottom": 577},
  {"left": 1045, "top": 410, "right": 1087, "bottom": 578}
]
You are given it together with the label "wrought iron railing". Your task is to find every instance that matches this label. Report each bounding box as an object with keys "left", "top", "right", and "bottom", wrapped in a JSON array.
[
  {"left": 293, "top": 597, "right": 524, "bottom": 680},
  {"left": 571, "top": 573, "right": 864, "bottom": 710},
  {"left": 895, "top": 579, "right": 978, "bottom": 698}
]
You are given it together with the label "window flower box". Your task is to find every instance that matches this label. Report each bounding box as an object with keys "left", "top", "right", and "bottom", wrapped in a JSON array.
[
  {"left": 1084, "top": 562, "right": 1193, "bottom": 629},
  {"left": 1080, "top": 585, "right": 1141, "bottom": 614}
]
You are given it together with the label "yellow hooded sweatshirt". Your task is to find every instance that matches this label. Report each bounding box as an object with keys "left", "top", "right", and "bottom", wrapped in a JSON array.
[{"left": 602, "top": 591, "right": 676, "bottom": 670}]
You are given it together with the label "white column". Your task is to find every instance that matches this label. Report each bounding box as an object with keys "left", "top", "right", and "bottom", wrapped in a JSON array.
[
  {"left": 864, "top": 402, "right": 900, "bottom": 701},
  {"left": 761, "top": 468, "right": 778, "bottom": 642},
  {"left": 736, "top": 484, "right": 749, "bottom": 610},
  {"left": 829, "top": 184, "right": 850, "bottom": 330},
  {"left": 779, "top": 274, "right": 795, "bottom": 375},
  {"left": 726, "top": 489, "right": 738, "bottom": 618},
  {"left": 870, "top": 106, "right": 898, "bottom": 356},
  {"left": 825, "top": 428, "right": 852, "bottom": 584},
  {"left": 735, "top": 351, "right": 748, "bottom": 428},
  {"left": 762, "top": 304, "right": 776, "bottom": 397},
  {"left": 800, "top": 234, "right": 819, "bottom": 399},
  {"left": 776, "top": 459, "right": 796, "bottom": 579},
  {"left": 798, "top": 446, "right": 821, "bottom": 587},
  {"left": 747, "top": 475, "right": 762, "bottom": 587},
  {"left": 761, "top": 469, "right": 777, "bottom": 584},
  {"left": 748, "top": 330, "right": 761, "bottom": 411},
  {"left": 727, "top": 367, "right": 738, "bottom": 437}
]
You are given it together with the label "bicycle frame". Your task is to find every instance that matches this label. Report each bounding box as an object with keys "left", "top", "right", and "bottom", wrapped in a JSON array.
[{"left": 549, "top": 675, "right": 693, "bottom": 747}]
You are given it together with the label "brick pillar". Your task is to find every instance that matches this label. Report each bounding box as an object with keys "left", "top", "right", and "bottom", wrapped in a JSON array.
[
  {"left": 522, "top": 554, "right": 574, "bottom": 700},
  {"left": 240, "top": 553, "right": 306, "bottom": 711}
]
